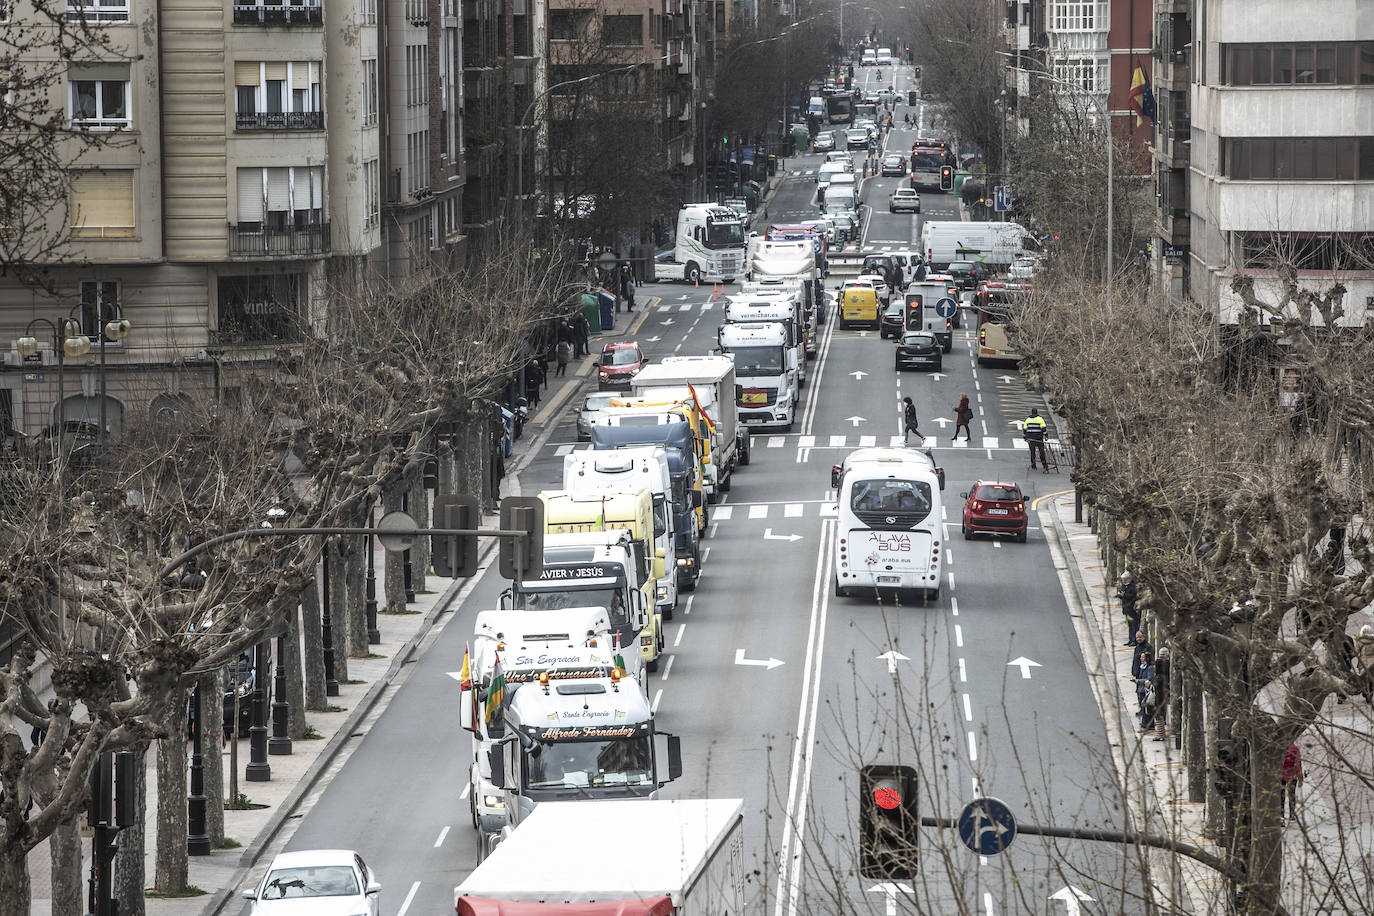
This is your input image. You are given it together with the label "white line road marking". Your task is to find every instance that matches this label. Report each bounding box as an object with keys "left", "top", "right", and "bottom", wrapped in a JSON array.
[
  {"left": 798, "top": 435, "right": 816, "bottom": 447},
  {"left": 946, "top": 549, "right": 953, "bottom": 565},
  {"left": 958, "top": 658, "right": 967, "bottom": 682},
  {"left": 785, "top": 503, "right": 804, "bottom": 517},
  {"left": 708, "top": 523, "right": 719, "bottom": 538},
  {"left": 749, "top": 504, "right": 768, "bottom": 519},
  {"left": 968, "top": 731, "right": 978, "bottom": 761},
  {"left": 459, "top": 783, "right": 470, "bottom": 800},
  {"left": 652, "top": 689, "right": 662, "bottom": 712},
  {"left": 674, "top": 623, "right": 686, "bottom": 647},
  {"left": 397, "top": 881, "right": 421, "bottom": 916},
  {"left": 951, "top": 438, "right": 968, "bottom": 448},
  {"left": 661, "top": 654, "right": 675, "bottom": 679},
  {"left": 984, "top": 891, "right": 996, "bottom": 915},
  {"left": 963, "top": 693, "right": 973, "bottom": 721},
  {"left": 701, "top": 546, "right": 711, "bottom": 564},
  {"left": 859, "top": 435, "right": 876, "bottom": 446},
  {"left": 993, "top": 541, "right": 1002, "bottom": 549},
  {"left": 955, "top": 624, "right": 963, "bottom": 647},
  {"left": 683, "top": 595, "right": 694, "bottom": 615},
  {"left": 434, "top": 825, "right": 450, "bottom": 848},
  {"left": 767, "top": 436, "right": 785, "bottom": 448},
  {"left": 679, "top": 303, "right": 691, "bottom": 311},
  {"left": 982, "top": 437, "right": 999, "bottom": 449},
  {"left": 829, "top": 434, "right": 846, "bottom": 446},
  {"left": 714, "top": 506, "right": 733, "bottom": 521},
  {"left": 972, "top": 776, "right": 981, "bottom": 795},
  {"left": 555, "top": 444, "right": 574, "bottom": 456},
  {"left": 889, "top": 435, "right": 904, "bottom": 446}
]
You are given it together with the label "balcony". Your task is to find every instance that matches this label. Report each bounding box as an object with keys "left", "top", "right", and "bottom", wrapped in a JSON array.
[
  {"left": 228, "top": 222, "right": 330, "bottom": 258},
  {"left": 235, "top": 111, "right": 324, "bottom": 131},
  {"left": 232, "top": 3, "right": 322, "bottom": 26}
]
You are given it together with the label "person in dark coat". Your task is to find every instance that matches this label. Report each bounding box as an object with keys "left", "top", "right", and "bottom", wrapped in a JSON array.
[
  {"left": 902, "top": 397, "right": 921, "bottom": 444},
  {"left": 1281, "top": 743, "right": 1304, "bottom": 821},
  {"left": 952, "top": 394, "right": 973, "bottom": 441},
  {"left": 1117, "top": 571, "right": 1140, "bottom": 646},
  {"left": 1134, "top": 650, "right": 1156, "bottom": 729},
  {"left": 575, "top": 313, "right": 591, "bottom": 357},
  {"left": 1151, "top": 647, "right": 1171, "bottom": 740}
]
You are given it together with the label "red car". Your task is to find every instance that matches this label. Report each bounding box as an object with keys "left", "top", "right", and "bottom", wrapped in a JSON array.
[
  {"left": 597, "top": 341, "right": 647, "bottom": 389},
  {"left": 960, "top": 480, "right": 1028, "bottom": 541}
]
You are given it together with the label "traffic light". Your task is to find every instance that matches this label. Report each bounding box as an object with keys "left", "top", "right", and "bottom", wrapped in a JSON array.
[
  {"left": 859, "top": 764, "right": 919, "bottom": 880},
  {"left": 913, "top": 65, "right": 921, "bottom": 78},
  {"left": 432, "top": 494, "right": 481, "bottom": 578},
  {"left": 939, "top": 166, "right": 954, "bottom": 191},
  {"left": 904, "top": 294, "right": 923, "bottom": 331},
  {"left": 499, "top": 496, "right": 545, "bottom": 581}
]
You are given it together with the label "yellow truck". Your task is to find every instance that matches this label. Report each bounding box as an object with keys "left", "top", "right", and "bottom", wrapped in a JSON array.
[
  {"left": 537, "top": 489, "right": 665, "bottom": 670},
  {"left": 606, "top": 398, "right": 711, "bottom": 531}
]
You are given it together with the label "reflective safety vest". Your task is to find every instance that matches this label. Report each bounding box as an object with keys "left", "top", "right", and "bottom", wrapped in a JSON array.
[{"left": 1023, "top": 416, "right": 1047, "bottom": 439}]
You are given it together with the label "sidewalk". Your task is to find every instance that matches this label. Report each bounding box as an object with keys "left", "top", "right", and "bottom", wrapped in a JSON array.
[
  {"left": 23, "top": 361, "right": 594, "bottom": 916},
  {"left": 1041, "top": 492, "right": 1374, "bottom": 914}
]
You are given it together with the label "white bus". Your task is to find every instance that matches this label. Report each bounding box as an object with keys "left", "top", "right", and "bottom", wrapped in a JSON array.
[{"left": 830, "top": 448, "right": 945, "bottom": 600}]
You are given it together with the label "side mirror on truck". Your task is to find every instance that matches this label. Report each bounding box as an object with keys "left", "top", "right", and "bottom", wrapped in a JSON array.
[
  {"left": 488, "top": 744, "right": 506, "bottom": 789},
  {"left": 662, "top": 733, "right": 683, "bottom": 783},
  {"left": 692, "top": 490, "right": 703, "bottom": 508},
  {"left": 830, "top": 465, "right": 842, "bottom": 489}
]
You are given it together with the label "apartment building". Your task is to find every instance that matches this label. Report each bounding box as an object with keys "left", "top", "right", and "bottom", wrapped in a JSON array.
[
  {"left": 0, "top": 0, "right": 382, "bottom": 440},
  {"left": 1041, "top": 0, "right": 1152, "bottom": 152},
  {"left": 1171, "top": 0, "right": 1374, "bottom": 325}
]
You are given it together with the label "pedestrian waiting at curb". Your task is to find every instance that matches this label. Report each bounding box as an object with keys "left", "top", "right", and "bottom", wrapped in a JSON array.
[
  {"left": 1281, "top": 742, "right": 1304, "bottom": 822},
  {"left": 1117, "top": 571, "right": 1140, "bottom": 646},
  {"left": 555, "top": 340, "right": 572, "bottom": 376},
  {"left": 952, "top": 393, "right": 973, "bottom": 441},
  {"left": 1150, "top": 647, "right": 1170, "bottom": 740},
  {"left": 1130, "top": 638, "right": 1154, "bottom": 708},
  {"left": 1134, "top": 649, "right": 1156, "bottom": 730}
]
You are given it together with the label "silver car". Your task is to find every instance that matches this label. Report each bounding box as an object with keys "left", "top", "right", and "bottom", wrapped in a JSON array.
[{"left": 577, "top": 391, "right": 618, "bottom": 440}]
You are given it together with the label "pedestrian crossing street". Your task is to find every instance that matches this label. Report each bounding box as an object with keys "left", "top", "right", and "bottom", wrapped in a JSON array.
[{"left": 553, "top": 434, "right": 1060, "bottom": 457}]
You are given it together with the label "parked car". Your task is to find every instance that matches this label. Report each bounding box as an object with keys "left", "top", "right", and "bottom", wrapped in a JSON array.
[
  {"left": 960, "top": 480, "right": 1029, "bottom": 542},
  {"left": 814, "top": 131, "right": 836, "bottom": 152},
  {"left": 577, "top": 391, "right": 619, "bottom": 440},
  {"left": 597, "top": 341, "right": 647, "bottom": 390},
  {"left": 946, "top": 260, "right": 989, "bottom": 290},
  {"left": 880, "top": 154, "right": 906, "bottom": 177},
  {"left": 880, "top": 301, "right": 906, "bottom": 339},
  {"left": 894, "top": 331, "right": 943, "bottom": 372},
  {"left": 845, "top": 128, "right": 870, "bottom": 150},
  {"left": 241, "top": 849, "right": 381, "bottom": 915},
  {"left": 888, "top": 188, "right": 921, "bottom": 214}
]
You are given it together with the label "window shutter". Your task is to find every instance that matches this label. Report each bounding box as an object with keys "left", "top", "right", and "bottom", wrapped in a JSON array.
[
  {"left": 309, "top": 166, "right": 323, "bottom": 209},
  {"left": 234, "top": 61, "right": 259, "bottom": 86},
  {"left": 236, "top": 168, "right": 264, "bottom": 222},
  {"left": 70, "top": 170, "right": 133, "bottom": 229},
  {"left": 265, "top": 167, "right": 290, "bottom": 211},
  {"left": 264, "top": 62, "right": 288, "bottom": 82},
  {"left": 291, "top": 62, "right": 310, "bottom": 90},
  {"left": 68, "top": 62, "right": 128, "bottom": 82}
]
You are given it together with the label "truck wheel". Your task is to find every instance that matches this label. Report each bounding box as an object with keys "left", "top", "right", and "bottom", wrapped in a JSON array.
[
  {"left": 686, "top": 262, "right": 701, "bottom": 282},
  {"left": 942, "top": 338, "right": 953, "bottom": 354},
  {"left": 469, "top": 786, "right": 480, "bottom": 830},
  {"left": 663, "top": 602, "right": 674, "bottom": 621},
  {"left": 926, "top": 586, "right": 941, "bottom": 601},
  {"left": 647, "top": 654, "right": 660, "bottom": 673},
  {"left": 739, "top": 438, "right": 751, "bottom": 466},
  {"left": 707, "top": 489, "right": 720, "bottom": 505},
  {"left": 834, "top": 578, "right": 848, "bottom": 598},
  {"left": 720, "top": 470, "right": 732, "bottom": 492}
]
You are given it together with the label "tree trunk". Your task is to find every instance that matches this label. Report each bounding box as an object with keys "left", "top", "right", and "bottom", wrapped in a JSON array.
[
  {"left": 327, "top": 539, "right": 350, "bottom": 683},
  {"left": 302, "top": 578, "right": 327, "bottom": 712},
  {"left": 49, "top": 812, "right": 83, "bottom": 916},
  {"left": 1184, "top": 674, "right": 1206, "bottom": 803},
  {"left": 1246, "top": 732, "right": 1288, "bottom": 916},
  {"left": 411, "top": 477, "right": 430, "bottom": 593},
  {"left": 455, "top": 415, "right": 487, "bottom": 509},
  {"left": 282, "top": 601, "right": 308, "bottom": 738},
  {"left": 0, "top": 841, "right": 31, "bottom": 916},
  {"left": 200, "top": 672, "right": 225, "bottom": 846},
  {"left": 1203, "top": 692, "right": 1225, "bottom": 839},
  {"left": 113, "top": 743, "right": 148, "bottom": 916},
  {"left": 348, "top": 527, "right": 369, "bottom": 658},
  {"left": 439, "top": 441, "right": 456, "bottom": 497},
  {"left": 153, "top": 689, "right": 189, "bottom": 893},
  {"left": 383, "top": 483, "right": 406, "bottom": 612}
]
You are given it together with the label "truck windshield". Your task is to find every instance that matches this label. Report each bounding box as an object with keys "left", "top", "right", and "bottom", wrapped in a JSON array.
[
  {"left": 727, "top": 345, "right": 786, "bottom": 375},
  {"left": 520, "top": 586, "right": 631, "bottom": 628},
  {"left": 524, "top": 736, "right": 654, "bottom": 789},
  {"left": 706, "top": 221, "right": 745, "bottom": 248},
  {"left": 652, "top": 495, "right": 669, "bottom": 539},
  {"left": 850, "top": 479, "right": 933, "bottom": 515}
]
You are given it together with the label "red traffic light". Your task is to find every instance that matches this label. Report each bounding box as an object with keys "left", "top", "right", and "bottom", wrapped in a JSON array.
[{"left": 874, "top": 786, "right": 901, "bottom": 810}]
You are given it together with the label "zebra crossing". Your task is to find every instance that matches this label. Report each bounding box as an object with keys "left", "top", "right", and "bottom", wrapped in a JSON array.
[
  {"left": 553, "top": 435, "right": 1049, "bottom": 459},
  {"left": 711, "top": 500, "right": 838, "bottom": 522}
]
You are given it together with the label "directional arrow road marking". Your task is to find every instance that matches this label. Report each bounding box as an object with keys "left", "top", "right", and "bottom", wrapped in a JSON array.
[
  {"left": 734, "top": 649, "right": 784, "bottom": 670},
  {"left": 932, "top": 417, "right": 951, "bottom": 427},
  {"left": 929, "top": 372, "right": 946, "bottom": 381},
  {"left": 876, "top": 650, "right": 910, "bottom": 675},
  {"left": 646, "top": 336, "right": 662, "bottom": 342},
  {"left": 845, "top": 415, "right": 866, "bottom": 427},
  {"left": 660, "top": 318, "right": 676, "bottom": 326},
  {"left": 866, "top": 883, "right": 913, "bottom": 916},
  {"left": 1048, "top": 886, "right": 1094, "bottom": 916},
  {"left": 1008, "top": 656, "right": 1042, "bottom": 679},
  {"left": 997, "top": 374, "right": 1017, "bottom": 383},
  {"left": 850, "top": 370, "right": 868, "bottom": 380},
  {"left": 763, "top": 528, "right": 803, "bottom": 542}
]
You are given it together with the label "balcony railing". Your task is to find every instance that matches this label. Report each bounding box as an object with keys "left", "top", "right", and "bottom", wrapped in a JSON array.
[
  {"left": 232, "top": 3, "right": 322, "bottom": 25},
  {"left": 235, "top": 110, "right": 324, "bottom": 131},
  {"left": 228, "top": 222, "right": 330, "bottom": 257}
]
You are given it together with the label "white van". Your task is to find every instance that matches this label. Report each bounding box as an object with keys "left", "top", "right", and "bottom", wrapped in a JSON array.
[
  {"left": 808, "top": 96, "right": 825, "bottom": 119},
  {"left": 876, "top": 47, "right": 893, "bottom": 66},
  {"left": 816, "top": 161, "right": 848, "bottom": 191},
  {"left": 828, "top": 171, "right": 859, "bottom": 208},
  {"left": 861, "top": 49, "right": 877, "bottom": 67}
]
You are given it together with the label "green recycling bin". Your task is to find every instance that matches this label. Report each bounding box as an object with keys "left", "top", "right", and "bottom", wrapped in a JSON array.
[
  {"left": 580, "top": 292, "right": 602, "bottom": 334},
  {"left": 791, "top": 126, "right": 809, "bottom": 155}
]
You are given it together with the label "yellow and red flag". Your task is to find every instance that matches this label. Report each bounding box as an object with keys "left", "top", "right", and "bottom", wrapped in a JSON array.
[{"left": 686, "top": 382, "right": 716, "bottom": 435}]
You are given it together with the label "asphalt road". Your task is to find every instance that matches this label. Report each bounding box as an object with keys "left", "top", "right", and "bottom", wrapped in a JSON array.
[{"left": 237, "top": 62, "right": 1147, "bottom": 916}]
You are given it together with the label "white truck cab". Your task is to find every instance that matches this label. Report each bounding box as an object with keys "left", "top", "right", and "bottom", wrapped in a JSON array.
[{"left": 718, "top": 321, "right": 797, "bottom": 430}]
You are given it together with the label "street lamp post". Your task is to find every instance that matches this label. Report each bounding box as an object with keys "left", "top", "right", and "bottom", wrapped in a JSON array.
[
  {"left": 364, "top": 499, "right": 381, "bottom": 644},
  {"left": 87, "top": 301, "right": 131, "bottom": 445},
  {"left": 245, "top": 639, "right": 271, "bottom": 780},
  {"left": 181, "top": 568, "right": 212, "bottom": 856},
  {"left": 17, "top": 318, "right": 89, "bottom": 448}
]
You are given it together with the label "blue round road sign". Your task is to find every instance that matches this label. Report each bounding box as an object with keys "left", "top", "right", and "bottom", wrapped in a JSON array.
[
  {"left": 957, "top": 797, "right": 1017, "bottom": 856},
  {"left": 934, "top": 297, "right": 958, "bottom": 319}
]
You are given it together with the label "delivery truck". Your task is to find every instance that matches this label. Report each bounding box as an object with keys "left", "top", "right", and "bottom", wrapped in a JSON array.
[
  {"left": 630, "top": 356, "right": 744, "bottom": 502},
  {"left": 454, "top": 799, "right": 745, "bottom": 916},
  {"left": 920, "top": 220, "right": 1038, "bottom": 272}
]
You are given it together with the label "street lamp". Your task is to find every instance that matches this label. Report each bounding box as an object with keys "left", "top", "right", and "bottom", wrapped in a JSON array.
[
  {"left": 263, "top": 506, "right": 294, "bottom": 757},
  {"left": 181, "top": 568, "right": 213, "bottom": 856},
  {"left": 17, "top": 317, "right": 89, "bottom": 449}
]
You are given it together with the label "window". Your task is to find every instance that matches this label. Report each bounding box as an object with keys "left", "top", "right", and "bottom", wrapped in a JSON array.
[
  {"left": 234, "top": 62, "right": 322, "bottom": 128},
  {"left": 1050, "top": 1, "right": 1097, "bottom": 31},
  {"left": 1238, "top": 232, "right": 1374, "bottom": 272},
  {"left": 236, "top": 166, "right": 324, "bottom": 230},
  {"left": 405, "top": 0, "right": 426, "bottom": 23},
  {"left": 360, "top": 0, "right": 376, "bottom": 24},
  {"left": 605, "top": 69, "right": 641, "bottom": 97},
  {"left": 405, "top": 45, "right": 428, "bottom": 107},
  {"left": 68, "top": 63, "right": 129, "bottom": 128},
  {"left": 602, "top": 14, "right": 642, "bottom": 46},
  {"left": 1052, "top": 57, "right": 1101, "bottom": 92},
  {"left": 79, "top": 280, "right": 122, "bottom": 342},
  {"left": 362, "top": 59, "right": 378, "bottom": 125},
  {"left": 66, "top": 0, "right": 130, "bottom": 22},
  {"left": 217, "top": 274, "right": 302, "bottom": 344},
  {"left": 406, "top": 130, "right": 430, "bottom": 194},
  {"left": 1223, "top": 137, "right": 1374, "bottom": 181},
  {"left": 1225, "top": 43, "right": 1374, "bottom": 86},
  {"left": 70, "top": 170, "right": 134, "bottom": 238},
  {"left": 364, "top": 158, "right": 379, "bottom": 226},
  {"left": 549, "top": 9, "right": 591, "bottom": 39}
]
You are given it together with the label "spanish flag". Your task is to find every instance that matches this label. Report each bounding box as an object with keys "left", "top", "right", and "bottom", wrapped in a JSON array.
[
  {"left": 460, "top": 642, "right": 472, "bottom": 690},
  {"left": 686, "top": 382, "right": 716, "bottom": 435},
  {"left": 1129, "top": 66, "right": 1157, "bottom": 127}
]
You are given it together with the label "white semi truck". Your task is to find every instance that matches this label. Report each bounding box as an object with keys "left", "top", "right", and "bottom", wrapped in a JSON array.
[
  {"left": 454, "top": 799, "right": 745, "bottom": 916},
  {"left": 654, "top": 205, "right": 748, "bottom": 283},
  {"left": 461, "top": 608, "right": 630, "bottom": 837},
  {"left": 718, "top": 321, "right": 798, "bottom": 431},
  {"left": 631, "top": 356, "right": 744, "bottom": 502}
]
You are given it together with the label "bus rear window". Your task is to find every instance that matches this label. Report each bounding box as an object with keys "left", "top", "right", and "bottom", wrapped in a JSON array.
[{"left": 849, "top": 479, "right": 933, "bottom": 515}]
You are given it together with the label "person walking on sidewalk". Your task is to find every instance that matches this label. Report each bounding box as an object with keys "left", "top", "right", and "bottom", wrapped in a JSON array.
[
  {"left": 1151, "top": 647, "right": 1171, "bottom": 740},
  {"left": 1281, "top": 743, "right": 1304, "bottom": 822},
  {"left": 903, "top": 397, "right": 922, "bottom": 444},
  {"left": 1118, "top": 571, "right": 1141, "bottom": 646},
  {"left": 1134, "top": 650, "right": 1156, "bottom": 730},
  {"left": 575, "top": 312, "right": 591, "bottom": 357},
  {"left": 622, "top": 264, "right": 637, "bottom": 312},
  {"left": 952, "top": 394, "right": 973, "bottom": 441},
  {"left": 555, "top": 340, "right": 572, "bottom": 376},
  {"left": 1023, "top": 408, "right": 1048, "bottom": 469}
]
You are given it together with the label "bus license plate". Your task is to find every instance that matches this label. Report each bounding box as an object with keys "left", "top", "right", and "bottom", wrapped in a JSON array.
[
  {"left": 877, "top": 575, "right": 901, "bottom": 584},
  {"left": 987, "top": 508, "right": 1008, "bottom": 515}
]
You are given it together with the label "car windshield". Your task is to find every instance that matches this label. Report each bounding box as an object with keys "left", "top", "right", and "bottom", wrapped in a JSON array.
[
  {"left": 525, "top": 737, "right": 654, "bottom": 789},
  {"left": 583, "top": 393, "right": 616, "bottom": 412},
  {"left": 850, "top": 479, "right": 934, "bottom": 515},
  {"left": 884, "top": 156, "right": 903, "bottom": 164},
  {"left": 261, "top": 866, "right": 359, "bottom": 900},
  {"left": 603, "top": 348, "right": 640, "bottom": 366},
  {"left": 521, "top": 587, "right": 631, "bottom": 628},
  {"left": 976, "top": 484, "right": 1021, "bottom": 502},
  {"left": 884, "top": 304, "right": 904, "bottom": 317},
  {"left": 727, "top": 345, "right": 786, "bottom": 375}
]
